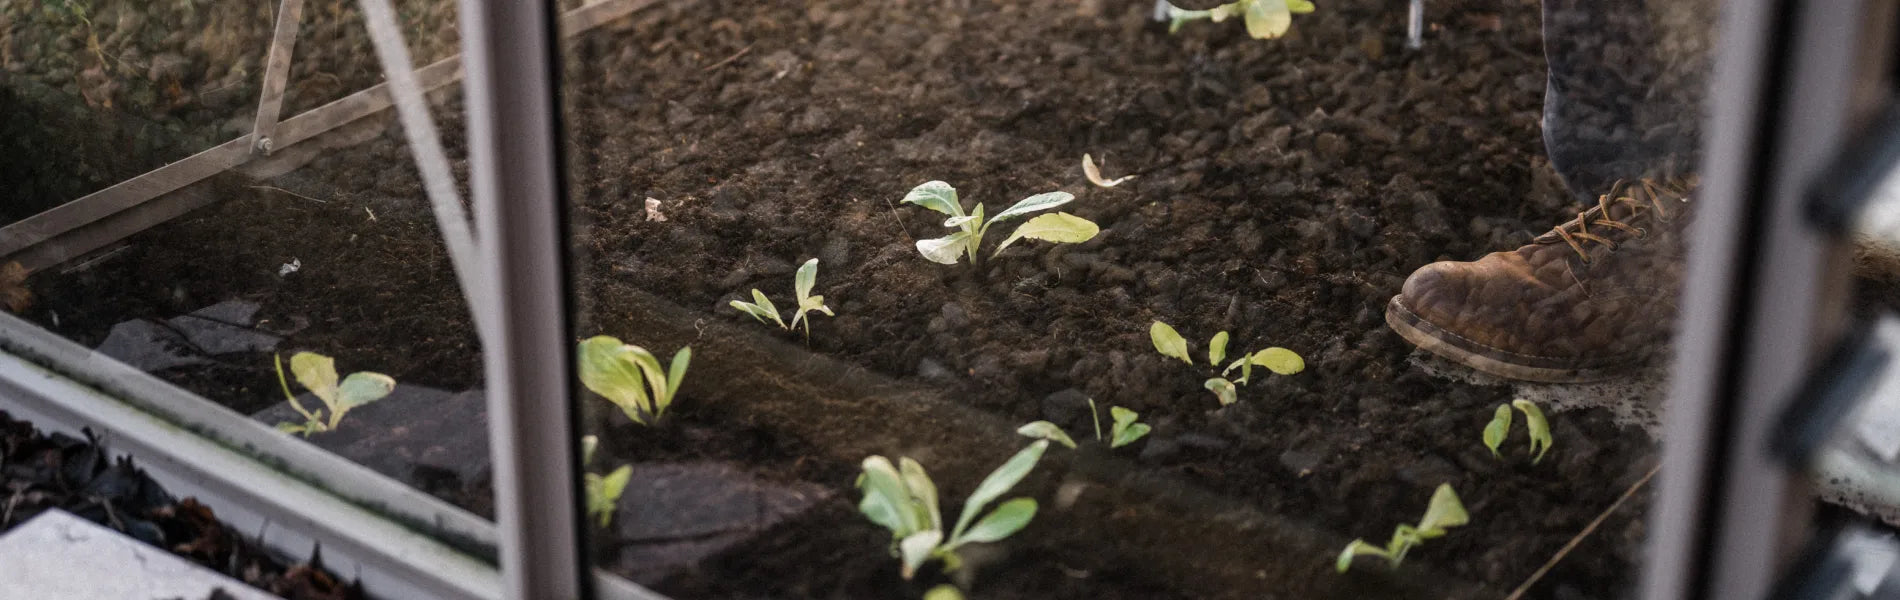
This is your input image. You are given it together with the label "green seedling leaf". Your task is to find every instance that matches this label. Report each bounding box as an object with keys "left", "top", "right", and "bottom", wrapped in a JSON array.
[
  {"left": 1417, "top": 484, "right": 1470, "bottom": 534},
  {"left": 1088, "top": 397, "right": 1104, "bottom": 441},
  {"left": 289, "top": 352, "right": 340, "bottom": 406},
  {"left": 1150, "top": 321, "right": 1192, "bottom": 364},
  {"left": 899, "top": 458, "right": 944, "bottom": 532},
  {"left": 586, "top": 464, "right": 632, "bottom": 527},
  {"left": 1252, "top": 347, "right": 1305, "bottom": 375},
  {"left": 1222, "top": 353, "right": 1255, "bottom": 384},
  {"left": 1288, "top": 0, "right": 1315, "bottom": 13},
  {"left": 951, "top": 441, "right": 1048, "bottom": 541},
  {"left": 858, "top": 456, "right": 921, "bottom": 537},
  {"left": 1482, "top": 404, "right": 1512, "bottom": 459},
  {"left": 899, "top": 529, "right": 943, "bottom": 580},
  {"left": 924, "top": 585, "right": 966, "bottom": 600},
  {"left": 333, "top": 372, "right": 395, "bottom": 411},
  {"left": 991, "top": 191, "right": 1075, "bottom": 223},
  {"left": 662, "top": 347, "right": 691, "bottom": 414},
  {"left": 917, "top": 232, "right": 974, "bottom": 264},
  {"left": 790, "top": 259, "right": 834, "bottom": 334},
  {"left": 730, "top": 297, "right": 783, "bottom": 327},
  {"left": 1513, "top": 399, "right": 1553, "bottom": 464},
  {"left": 903, "top": 181, "right": 964, "bottom": 217},
  {"left": 1204, "top": 378, "right": 1238, "bottom": 406},
  {"left": 1244, "top": 0, "right": 1293, "bottom": 39},
  {"left": 275, "top": 422, "right": 308, "bottom": 435},
  {"left": 1209, "top": 331, "right": 1230, "bottom": 365},
  {"left": 992, "top": 212, "right": 1099, "bottom": 256},
  {"left": 955, "top": 497, "right": 1037, "bottom": 545},
  {"left": 794, "top": 258, "right": 818, "bottom": 303},
  {"left": 581, "top": 435, "right": 599, "bottom": 465},
  {"left": 1109, "top": 406, "right": 1150, "bottom": 448},
  {"left": 578, "top": 336, "right": 653, "bottom": 424},
  {"left": 1016, "top": 421, "right": 1078, "bottom": 449},
  {"left": 1335, "top": 539, "right": 1389, "bottom": 573}
]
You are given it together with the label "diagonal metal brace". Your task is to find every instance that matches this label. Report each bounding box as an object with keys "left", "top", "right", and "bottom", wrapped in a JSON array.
[{"left": 252, "top": 0, "right": 306, "bottom": 156}]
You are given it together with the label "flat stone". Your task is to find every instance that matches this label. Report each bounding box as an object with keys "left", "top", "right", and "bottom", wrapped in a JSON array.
[
  {"left": 168, "top": 300, "right": 279, "bottom": 355},
  {"left": 608, "top": 461, "right": 829, "bottom": 585},
  {"left": 0, "top": 510, "right": 275, "bottom": 600},
  {"left": 94, "top": 319, "right": 210, "bottom": 372},
  {"left": 251, "top": 386, "right": 490, "bottom": 499},
  {"left": 93, "top": 300, "right": 280, "bottom": 372}
]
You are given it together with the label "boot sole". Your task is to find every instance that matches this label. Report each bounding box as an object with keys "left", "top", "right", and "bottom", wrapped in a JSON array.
[{"left": 1384, "top": 294, "right": 1618, "bottom": 384}]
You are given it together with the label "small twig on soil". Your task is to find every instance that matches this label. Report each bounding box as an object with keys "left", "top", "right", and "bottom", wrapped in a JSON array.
[
  {"left": 250, "top": 185, "right": 328, "bottom": 204},
  {"left": 883, "top": 197, "right": 915, "bottom": 243},
  {"left": 1503, "top": 463, "right": 1661, "bottom": 600},
  {"left": 702, "top": 44, "right": 755, "bottom": 72}
]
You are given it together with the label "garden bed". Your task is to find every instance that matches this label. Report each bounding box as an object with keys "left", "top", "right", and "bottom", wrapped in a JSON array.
[{"left": 8, "top": 0, "right": 1670, "bottom": 598}]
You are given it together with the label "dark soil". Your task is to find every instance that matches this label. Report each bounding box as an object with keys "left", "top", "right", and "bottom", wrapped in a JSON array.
[
  {"left": 6, "top": 0, "right": 1674, "bottom": 598},
  {"left": 0, "top": 410, "right": 365, "bottom": 600}
]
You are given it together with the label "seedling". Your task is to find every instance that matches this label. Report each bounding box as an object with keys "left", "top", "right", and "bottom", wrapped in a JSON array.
[
  {"left": 729, "top": 258, "right": 835, "bottom": 337},
  {"left": 273, "top": 352, "right": 396, "bottom": 437},
  {"left": 1082, "top": 154, "right": 1135, "bottom": 188},
  {"left": 1149, "top": 320, "right": 1305, "bottom": 405},
  {"left": 578, "top": 335, "right": 691, "bottom": 425},
  {"left": 924, "top": 585, "right": 966, "bottom": 600},
  {"left": 1160, "top": 0, "right": 1315, "bottom": 40},
  {"left": 857, "top": 441, "right": 1049, "bottom": 579},
  {"left": 901, "top": 181, "right": 1100, "bottom": 264},
  {"left": 1335, "top": 483, "right": 1469, "bottom": 573},
  {"left": 1017, "top": 398, "right": 1151, "bottom": 449},
  {"left": 1483, "top": 399, "right": 1554, "bottom": 463},
  {"left": 580, "top": 435, "right": 632, "bottom": 528}
]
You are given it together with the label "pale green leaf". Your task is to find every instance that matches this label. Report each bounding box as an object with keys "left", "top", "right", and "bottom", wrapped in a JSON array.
[
  {"left": 1016, "top": 421, "right": 1078, "bottom": 449},
  {"left": 275, "top": 421, "right": 307, "bottom": 435},
  {"left": 578, "top": 336, "right": 652, "bottom": 423},
  {"left": 899, "top": 530, "right": 943, "bottom": 580},
  {"left": 795, "top": 258, "right": 819, "bottom": 300},
  {"left": 1417, "top": 484, "right": 1469, "bottom": 533},
  {"left": 1209, "top": 331, "right": 1230, "bottom": 365},
  {"left": 664, "top": 347, "right": 691, "bottom": 410},
  {"left": 334, "top": 372, "right": 395, "bottom": 410},
  {"left": 943, "top": 215, "right": 980, "bottom": 228},
  {"left": 1150, "top": 321, "right": 1192, "bottom": 364},
  {"left": 730, "top": 299, "right": 780, "bottom": 326},
  {"left": 955, "top": 497, "right": 1037, "bottom": 545},
  {"left": 1244, "top": 0, "right": 1293, "bottom": 39},
  {"left": 581, "top": 435, "right": 599, "bottom": 465},
  {"left": 752, "top": 290, "right": 785, "bottom": 327},
  {"left": 858, "top": 456, "right": 920, "bottom": 537},
  {"left": 1082, "top": 154, "right": 1134, "bottom": 188},
  {"left": 1483, "top": 404, "right": 1512, "bottom": 459},
  {"left": 1514, "top": 399, "right": 1553, "bottom": 464},
  {"left": 899, "top": 457, "right": 944, "bottom": 532},
  {"left": 1110, "top": 406, "right": 1139, "bottom": 430},
  {"left": 1287, "top": 0, "right": 1315, "bottom": 13},
  {"left": 992, "top": 212, "right": 1099, "bottom": 256},
  {"left": 917, "top": 232, "right": 973, "bottom": 264},
  {"left": 951, "top": 441, "right": 1047, "bottom": 540},
  {"left": 923, "top": 585, "right": 965, "bottom": 600},
  {"left": 289, "top": 352, "right": 340, "bottom": 406},
  {"left": 991, "top": 191, "right": 1075, "bottom": 223},
  {"left": 1336, "top": 539, "right": 1388, "bottom": 573},
  {"left": 1204, "top": 378, "right": 1238, "bottom": 406},
  {"left": 902, "top": 181, "right": 964, "bottom": 217},
  {"left": 1112, "top": 423, "right": 1152, "bottom": 448},
  {"left": 1252, "top": 347, "right": 1305, "bottom": 375}
]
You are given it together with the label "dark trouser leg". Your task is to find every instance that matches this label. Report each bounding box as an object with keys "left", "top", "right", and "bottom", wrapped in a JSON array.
[{"left": 1542, "top": 0, "right": 1712, "bottom": 200}]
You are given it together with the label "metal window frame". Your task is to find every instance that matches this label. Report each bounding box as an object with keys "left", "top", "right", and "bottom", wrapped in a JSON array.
[{"left": 1643, "top": 0, "right": 1896, "bottom": 599}]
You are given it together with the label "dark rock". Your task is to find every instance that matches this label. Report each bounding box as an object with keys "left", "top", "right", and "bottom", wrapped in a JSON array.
[{"left": 95, "top": 320, "right": 209, "bottom": 372}]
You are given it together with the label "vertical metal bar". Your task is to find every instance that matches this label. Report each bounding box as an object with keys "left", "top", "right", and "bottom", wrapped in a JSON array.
[
  {"left": 458, "top": 0, "right": 587, "bottom": 598},
  {"left": 1643, "top": 0, "right": 1880, "bottom": 598},
  {"left": 1406, "top": 0, "right": 1424, "bottom": 49},
  {"left": 357, "top": 0, "right": 492, "bottom": 341},
  {"left": 251, "top": 0, "right": 305, "bottom": 156}
]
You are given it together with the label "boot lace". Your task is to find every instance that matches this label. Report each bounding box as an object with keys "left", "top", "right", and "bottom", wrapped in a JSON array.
[{"left": 1547, "top": 177, "right": 1694, "bottom": 264}]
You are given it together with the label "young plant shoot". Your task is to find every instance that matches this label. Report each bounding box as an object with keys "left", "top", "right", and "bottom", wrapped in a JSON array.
[
  {"left": 901, "top": 181, "right": 1099, "bottom": 264},
  {"left": 273, "top": 352, "right": 396, "bottom": 437},
  {"left": 729, "top": 258, "right": 835, "bottom": 337},
  {"left": 1162, "top": 0, "right": 1316, "bottom": 40},
  {"left": 581, "top": 435, "right": 632, "bottom": 528},
  {"left": 1483, "top": 399, "right": 1554, "bottom": 463},
  {"left": 1150, "top": 320, "right": 1305, "bottom": 405},
  {"left": 857, "top": 441, "right": 1049, "bottom": 579},
  {"left": 1016, "top": 399, "right": 1151, "bottom": 449},
  {"left": 578, "top": 335, "right": 691, "bottom": 426},
  {"left": 1335, "top": 483, "right": 1470, "bottom": 573}
]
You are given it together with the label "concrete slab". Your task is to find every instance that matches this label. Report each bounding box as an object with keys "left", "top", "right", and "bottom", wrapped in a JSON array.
[{"left": 0, "top": 509, "right": 276, "bottom": 600}]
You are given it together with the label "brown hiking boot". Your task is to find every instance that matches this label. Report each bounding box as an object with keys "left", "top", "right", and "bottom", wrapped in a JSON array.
[{"left": 1386, "top": 178, "right": 1696, "bottom": 382}]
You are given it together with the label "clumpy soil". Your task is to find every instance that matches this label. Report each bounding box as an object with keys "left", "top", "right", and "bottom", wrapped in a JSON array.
[
  {"left": 7, "top": 0, "right": 1671, "bottom": 598},
  {"left": 0, "top": 410, "right": 365, "bottom": 600}
]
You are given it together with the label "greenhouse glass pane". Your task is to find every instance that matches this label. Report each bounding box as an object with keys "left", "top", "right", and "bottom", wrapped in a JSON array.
[
  {"left": 0, "top": 0, "right": 492, "bottom": 517},
  {"left": 559, "top": 0, "right": 1724, "bottom": 597}
]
